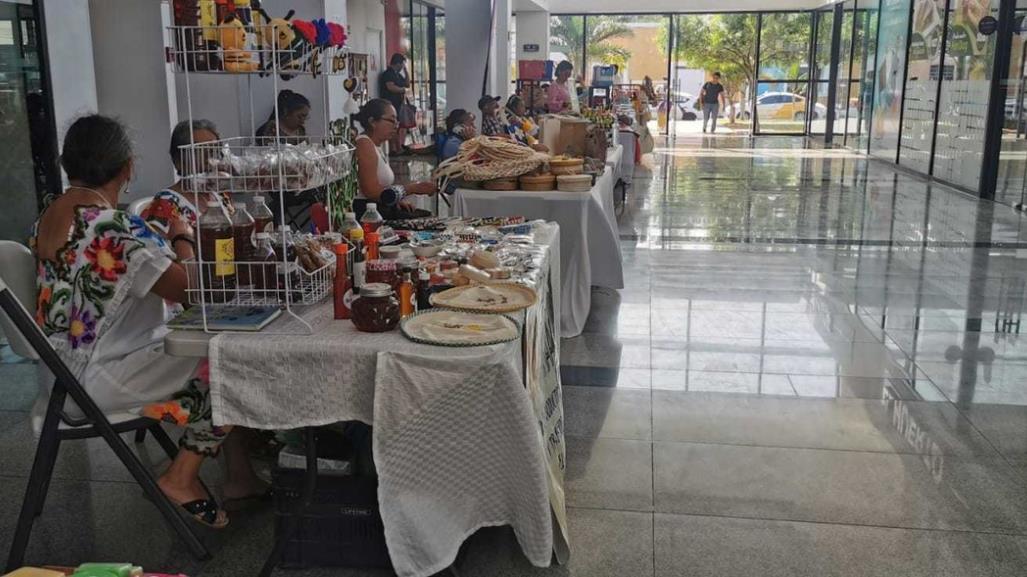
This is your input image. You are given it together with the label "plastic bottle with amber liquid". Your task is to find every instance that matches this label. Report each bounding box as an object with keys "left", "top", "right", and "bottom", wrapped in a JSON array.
[
  {"left": 198, "top": 201, "right": 235, "bottom": 303},
  {"left": 252, "top": 232, "right": 279, "bottom": 298},
  {"left": 250, "top": 195, "right": 275, "bottom": 237},
  {"left": 333, "top": 243, "right": 353, "bottom": 319},
  {"left": 231, "top": 201, "right": 255, "bottom": 290},
  {"left": 361, "top": 202, "right": 384, "bottom": 234},
  {"left": 399, "top": 267, "right": 415, "bottom": 318}
]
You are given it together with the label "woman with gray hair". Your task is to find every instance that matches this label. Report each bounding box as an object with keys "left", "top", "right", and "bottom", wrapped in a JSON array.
[{"left": 141, "top": 119, "right": 234, "bottom": 233}]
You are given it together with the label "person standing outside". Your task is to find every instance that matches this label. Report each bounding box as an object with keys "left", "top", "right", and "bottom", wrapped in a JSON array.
[
  {"left": 379, "top": 53, "right": 410, "bottom": 153},
  {"left": 699, "top": 72, "right": 726, "bottom": 134}
]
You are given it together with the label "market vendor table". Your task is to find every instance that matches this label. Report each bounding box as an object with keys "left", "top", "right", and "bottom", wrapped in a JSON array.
[
  {"left": 165, "top": 224, "right": 568, "bottom": 577},
  {"left": 453, "top": 166, "right": 625, "bottom": 338}
]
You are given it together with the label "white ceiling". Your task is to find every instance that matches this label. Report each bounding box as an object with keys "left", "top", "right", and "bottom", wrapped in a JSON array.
[{"left": 546, "top": 0, "right": 836, "bottom": 12}]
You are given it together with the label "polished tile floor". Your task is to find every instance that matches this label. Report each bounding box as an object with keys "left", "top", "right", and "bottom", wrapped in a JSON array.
[{"left": 5, "top": 135, "right": 1027, "bottom": 575}]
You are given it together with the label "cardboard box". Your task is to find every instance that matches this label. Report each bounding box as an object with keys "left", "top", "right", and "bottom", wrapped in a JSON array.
[{"left": 542, "top": 116, "right": 591, "bottom": 158}]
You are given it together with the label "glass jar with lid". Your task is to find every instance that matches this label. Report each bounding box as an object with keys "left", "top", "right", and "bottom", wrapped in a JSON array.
[{"left": 351, "top": 283, "right": 400, "bottom": 333}]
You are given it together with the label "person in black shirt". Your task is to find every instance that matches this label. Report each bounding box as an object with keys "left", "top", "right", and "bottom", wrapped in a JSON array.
[
  {"left": 699, "top": 72, "right": 727, "bottom": 134},
  {"left": 379, "top": 53, "right": 410, "bottom": 152}
]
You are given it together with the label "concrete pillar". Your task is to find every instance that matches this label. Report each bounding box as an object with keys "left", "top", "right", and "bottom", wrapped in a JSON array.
[
  {"left": 445, "top": 0, "right": 510, "bottom": 112},
  {"left": 493, "top": 0, "right": 512, "bottom": 99},
  {"left": 515, "top": 11, "right": 550, "bottom": 62}
]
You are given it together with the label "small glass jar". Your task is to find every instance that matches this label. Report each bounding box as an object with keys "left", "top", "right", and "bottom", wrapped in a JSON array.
[{"left": 351, "top": 283, "right": 400, "bottom": 333}]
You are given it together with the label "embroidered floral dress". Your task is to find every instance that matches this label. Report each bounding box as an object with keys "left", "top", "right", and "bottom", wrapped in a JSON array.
[
  {"left": 33, "top": 205, "right": 225, "bottom": 455},
  {"left": 141, "top": 188, "right": 233, "bottom": 231}
]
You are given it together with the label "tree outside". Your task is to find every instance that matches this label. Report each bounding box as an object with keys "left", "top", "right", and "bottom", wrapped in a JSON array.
[
  {"left": 662, "top": 14, "right": 811, "bottom": 125},
  {"left": 550, "top": 15, "right": 635, "bottom": 76}
]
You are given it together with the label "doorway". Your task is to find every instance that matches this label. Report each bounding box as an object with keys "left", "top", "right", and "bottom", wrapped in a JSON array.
[{"left": 0, "top": 0, "right": 58, "bottom": 243}]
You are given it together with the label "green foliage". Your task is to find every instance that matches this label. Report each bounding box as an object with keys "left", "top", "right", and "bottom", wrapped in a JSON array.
[
  {"left": 550, "top": 16, "right": 635, "bottom": 71},
  {"left": 662, "top": 14, "right": 811, "bottom": 101}
]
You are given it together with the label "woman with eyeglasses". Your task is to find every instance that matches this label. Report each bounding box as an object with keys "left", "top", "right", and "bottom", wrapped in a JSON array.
[{"left": 351, "top": 98, "right": 436, "bottom": 220}]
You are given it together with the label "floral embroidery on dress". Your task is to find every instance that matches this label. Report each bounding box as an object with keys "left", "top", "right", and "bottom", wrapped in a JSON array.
[
  {"left": 35, "top": 207, "right": 169, "bottom": 350},
  {"left": 141, "top": 189, "right": 233, "bottom": 231}
]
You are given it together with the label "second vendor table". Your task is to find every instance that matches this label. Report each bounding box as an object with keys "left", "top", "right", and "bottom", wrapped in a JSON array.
[
  {"left": 453, "top": 149, "right": 625, "bottom": 338},
  {"left": 165, "top": 224, "right": 569, "bottom": 577}
]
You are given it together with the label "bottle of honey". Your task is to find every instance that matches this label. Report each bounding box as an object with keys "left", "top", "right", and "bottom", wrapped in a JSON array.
[{"left": 198, "top": 201, "right": 235, "bottom": 303}]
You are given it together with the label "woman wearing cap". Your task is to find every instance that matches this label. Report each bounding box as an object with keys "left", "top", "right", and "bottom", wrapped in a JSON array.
[
  {"left": 379, "top": 53, "right": 410, "bottom": 153},
  {"left": 478, "top": 94, "right": 506, "bottom": 137},
  {"left": 442, "top": 108, "right": 477, "bottom": 160}
]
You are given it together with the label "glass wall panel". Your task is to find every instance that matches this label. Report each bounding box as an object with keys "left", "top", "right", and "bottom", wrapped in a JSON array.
[
  {"left": 932, "top": 0, "right": 999, "bottom": 190},
  {"left": 758, "top": 12, "right": 813, "bottom": 81},
  {"left": 810, "top": 9, "right": 834, "bottom": 136},
  {"left": 550, "top": 15, "right": 585, "bottom": 78},
  {"left": 0, "top": 0, "right": 49, "bottom": 242},
  {"left": 756, "top": 13, "right": 813, "bottom": 134},
  {"left": 754, "top": 81, "right": 815, "bottom": 134},
  {"left": 869, "top": 0, "right": 910, "bottom": 160},
  {"left": 833, "top": 7, "right": 856, "bottom": 140},
  {"left": 435, "top": 11, "right": 446, "bottom": 116},
  {"left": 899, "top": 0, "right": 946, "bottom": 172},
  {"left": 995, "top": 10, "right": 1027, "bottom": 206},
  {"left": 851, "top": 0, "right": 880, "bottom": 151}
]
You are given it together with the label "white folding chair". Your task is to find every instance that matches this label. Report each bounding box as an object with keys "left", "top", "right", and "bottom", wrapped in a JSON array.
[{"left": 0, "top": 241, "right": 210, "bottom": 570}]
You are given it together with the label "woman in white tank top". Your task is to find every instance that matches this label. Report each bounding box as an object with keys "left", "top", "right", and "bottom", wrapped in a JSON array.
[{"left": 352, "top": 99, "right": 437, "bottom": 219}]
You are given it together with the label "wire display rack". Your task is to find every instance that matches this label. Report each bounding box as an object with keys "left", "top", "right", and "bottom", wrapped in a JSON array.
[
  {"left": 166, "top": 24, "right": 348, "bottom": 77},
  {"left": 180, "top": 136, "right": 353, "bottom": 193},
  {"left": 167, "top": 18, "right": 353, "bottom": 334}
]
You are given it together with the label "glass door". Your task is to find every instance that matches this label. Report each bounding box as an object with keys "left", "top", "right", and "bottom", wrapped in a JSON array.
[
  {"left": 0, "top": 0, "right": 55, "bottom": 242},
  {"left": 670, "top": 13, "right": 758, "bottom": 137},
  {"left": 810, "top": 8, "right": 835, "bottom": 137},
  {"left": 996, "top": 9, "right": 1027, "bottom": 206}
]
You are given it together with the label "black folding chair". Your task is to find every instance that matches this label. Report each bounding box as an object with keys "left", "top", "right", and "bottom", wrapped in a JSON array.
[{"left": 0, "top": 272, "right": 211, "bottom": 571}]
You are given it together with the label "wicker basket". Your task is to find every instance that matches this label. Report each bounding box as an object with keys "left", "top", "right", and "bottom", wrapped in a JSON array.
[
  {"left": 519, "top": 173, "right": 556, "bottom": 191},
  {"left": 483, "top": 177, "right": 519, "bottom": 191},
  {"left": 549, "top": 158, "right": 584, "bottom": 176},
  {"left": 557, "top": 174, "right": 593, "bottom": 192}
]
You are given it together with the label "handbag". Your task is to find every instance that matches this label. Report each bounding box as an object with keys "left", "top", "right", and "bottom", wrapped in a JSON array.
[{"left": 399, "top": 100, "right": 417, "bottom": 129}]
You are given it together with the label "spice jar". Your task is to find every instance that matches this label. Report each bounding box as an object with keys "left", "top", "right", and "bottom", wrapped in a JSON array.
[{"left": 351, "top": 283, "right": 400, "bottom": 333}]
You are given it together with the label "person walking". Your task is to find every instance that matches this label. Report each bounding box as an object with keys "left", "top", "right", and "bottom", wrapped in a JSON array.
[{"left": 699, "top": 72, "right": 727, "bottom": 134}]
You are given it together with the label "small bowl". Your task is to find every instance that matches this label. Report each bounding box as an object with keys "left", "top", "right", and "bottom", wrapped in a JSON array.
[
  {"left": 410, "top": 240, "right": 444, "bottom": 258},
  {"left": 380, "top": 245, "right": 404, "bottom": 260}
]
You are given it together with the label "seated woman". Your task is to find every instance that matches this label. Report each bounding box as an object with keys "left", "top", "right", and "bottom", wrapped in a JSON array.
[
  {"left": 141, "top": 119, "right": 232, "bottom": 232},
  {"left": 441, "top": 108, "right": 476, "bottom": 161},
  {"left": 256, "top": 89, "right": 310, "bottom": 143},
  {"left": 504, "top": 95, "right": 549, "bottom": 153},
  {"left": 352, "top": 99, "right": 437, "bottom": 220},
  {"left": 32, "top": 115, "right": 264, "bottom": 529}
]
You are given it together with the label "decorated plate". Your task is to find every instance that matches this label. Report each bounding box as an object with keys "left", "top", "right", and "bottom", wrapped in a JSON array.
[
  {"left": 400, "top": 310, "right": 521, "bottom": 347},
  {"left": 429, "top": 283, "right": 537, "bottom": 313}
]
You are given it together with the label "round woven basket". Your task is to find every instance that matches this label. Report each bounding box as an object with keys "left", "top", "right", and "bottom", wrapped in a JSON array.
[
  {"left": 519, "top": 173, "right": 556, "bottom": 191},
  {"left": 557, "top": 174, "right": 593, "bottom": 192},
  {"left": 483, "top": 177, "right": 519, "bottom": 191}
]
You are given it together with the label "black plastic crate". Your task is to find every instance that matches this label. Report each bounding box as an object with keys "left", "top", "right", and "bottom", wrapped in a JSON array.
[{"left": 272, "top": 467, "right": 392, "bottom": 570}]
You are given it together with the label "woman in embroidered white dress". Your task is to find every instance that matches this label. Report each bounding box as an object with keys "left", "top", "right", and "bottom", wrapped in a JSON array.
[
  {"left": 141, "top": 119, "right": 233, "bottom": 232},
  {"left": 32, "top": 115, "right": 263, "bottom": 528}
]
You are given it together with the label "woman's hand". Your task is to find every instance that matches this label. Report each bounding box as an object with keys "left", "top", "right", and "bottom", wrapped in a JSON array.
[{"left": 166, "top": 216, "right": 194, "bottom": 242}]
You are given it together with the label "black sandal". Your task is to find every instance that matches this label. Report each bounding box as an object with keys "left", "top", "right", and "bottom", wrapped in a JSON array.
[{"left": 180, "top": 498, "right": 230, "bottom": 529}]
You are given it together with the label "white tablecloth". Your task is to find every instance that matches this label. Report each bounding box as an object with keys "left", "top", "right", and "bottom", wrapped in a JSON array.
[
  {"left": 606, "top": 143, "right": 624, "bottom": 184},
  {"left": 454, "top": 167, "right": 624, "bottom": 337},
  {"left": 615, "top": 132, "right": 636, "bottom": 185},
  {"left": 165, "top": 227, "right": 568, "bottom": 577}
]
